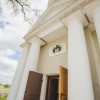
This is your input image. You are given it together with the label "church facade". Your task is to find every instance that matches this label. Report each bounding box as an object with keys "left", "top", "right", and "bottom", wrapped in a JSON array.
[{"left": 7, "top": 0, "right": 100, "bottom": 100}]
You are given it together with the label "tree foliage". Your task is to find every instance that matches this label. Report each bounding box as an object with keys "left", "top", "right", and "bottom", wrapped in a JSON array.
[{"left": 4, "top": 84, "right": 10, "bottom": 88}]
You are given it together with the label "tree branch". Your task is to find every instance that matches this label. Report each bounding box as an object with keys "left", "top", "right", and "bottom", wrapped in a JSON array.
[{"left": 8, "top": 0, "right": 42, "bottom": 23}]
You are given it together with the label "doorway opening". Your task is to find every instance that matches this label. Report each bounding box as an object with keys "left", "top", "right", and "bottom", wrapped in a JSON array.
[{"left": 45, "top": 75, "right": 59, "bottom": 100}]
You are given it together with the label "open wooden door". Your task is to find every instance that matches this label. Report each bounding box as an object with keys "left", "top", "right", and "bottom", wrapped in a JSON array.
[
  {"left": 59, "top": 66, "right": 68, "bottom": 100},
  {"left": 24, "top": 71, "right": 43, "bottom": 100}
]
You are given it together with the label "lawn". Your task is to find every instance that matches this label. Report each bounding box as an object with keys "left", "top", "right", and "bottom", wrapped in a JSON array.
[
  {"left": 0, "top": 97, "right": 6, "bottom": 100},
  {"left": 0, "top": 85, "right": 10, "bottom": 100},
  {"left": 0, "top": 86, "right": 9, "bottom": 93}
]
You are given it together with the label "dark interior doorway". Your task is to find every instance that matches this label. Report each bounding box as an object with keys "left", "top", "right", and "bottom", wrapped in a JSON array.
[{"left": 45, "top": 75, "right": 59, "bottom": 100}]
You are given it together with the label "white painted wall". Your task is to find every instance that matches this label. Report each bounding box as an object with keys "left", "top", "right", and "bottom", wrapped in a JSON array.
[{"left": 37, "top": 36, "right": 67, "bottom": 74}]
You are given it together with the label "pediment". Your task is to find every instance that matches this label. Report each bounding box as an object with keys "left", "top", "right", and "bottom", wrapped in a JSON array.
[
  {"left": 39, "top": 0, "right": 77, "bottom": 25},
  {"left": 28, "top": 0, "right": 78, "bottom": 31},
  {"left": 25, "top": 0, "right": 94, "bottom": 40}
]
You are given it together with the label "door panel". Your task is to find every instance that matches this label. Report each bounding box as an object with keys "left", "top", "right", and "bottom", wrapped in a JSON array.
[
  {"left": 24, "top": 71, "right": 43, "bottom": 100},
  {"left": 59, "top": 66, "right": 68, "bottom": 100}
]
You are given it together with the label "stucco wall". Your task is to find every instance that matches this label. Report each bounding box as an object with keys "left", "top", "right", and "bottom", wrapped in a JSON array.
[{"left": 37, "top": 36, "right": 67, "bottom": 74}]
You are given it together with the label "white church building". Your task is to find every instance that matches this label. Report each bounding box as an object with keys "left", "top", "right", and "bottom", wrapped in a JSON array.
[{"left": 7, "top": 0, "right": 100, "bottom": 100}]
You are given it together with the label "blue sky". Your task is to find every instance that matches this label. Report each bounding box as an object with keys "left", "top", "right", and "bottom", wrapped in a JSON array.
[{"left": 0, "top": 0, "right": 48, "bottom": 85}]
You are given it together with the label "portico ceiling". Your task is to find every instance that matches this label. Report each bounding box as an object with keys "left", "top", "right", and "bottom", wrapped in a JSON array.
[
  {"left": 39, "top": 26, "right": 67, "bottom": 43},
  {"left": 24, "top": 0, "right": 100, "bottom": 44}
]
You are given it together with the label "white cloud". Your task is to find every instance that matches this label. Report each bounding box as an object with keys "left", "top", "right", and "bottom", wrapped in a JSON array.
[
  {"left": 0, "top": 56, "right": 18, "bottom": 71},
  {"left": 0, "top": 71, "right": 15, "bottom": 85},
  {"left": 0, "top": 49, "right": 15, "bottom": 57},
  {"left": 0, "top": 50, "right": 18, "bottom": 84},
  {"left": 0, "top": 24, "right": 29, "bottom": 51},
  {"left": 0, "top": 49, "right": 18, "bottom": 84},
  {"left": 0, "top": 0, "right": 48, "bottom": 85}
]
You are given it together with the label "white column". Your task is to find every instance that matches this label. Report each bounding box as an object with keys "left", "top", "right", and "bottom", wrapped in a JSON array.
[
  {"left": 68, "top": 19, "right": 94, "bottom": 100},
  {"left": 16, "top": 40, "right": 41, "bottom": 100},
  {"left": 40, "top": 75, "right": 47, "bottom": 100},
  {"left": 7, "top": 43, "right": 30, "bottom": 100},
  {"left": 93, "top": 6, "right": 100, "bottom": 46}
]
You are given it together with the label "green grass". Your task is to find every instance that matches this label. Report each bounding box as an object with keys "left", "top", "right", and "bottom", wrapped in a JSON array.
[
  {"left": 0, "top": 86, "right": 10, "bottom": 100},
  {"left": 0, "top": 86, "right": 9, "bottom": 93},
  {"left": 0, "top": 97, "right": 6, "bottom": 100}
]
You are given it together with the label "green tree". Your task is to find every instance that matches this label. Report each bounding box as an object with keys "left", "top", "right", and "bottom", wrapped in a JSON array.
[{"left": 4, "top": 84, "right": 10, "bottom": 88}]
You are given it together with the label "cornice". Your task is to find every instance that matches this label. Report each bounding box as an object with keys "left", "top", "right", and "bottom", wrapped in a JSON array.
[
  {"left": 24, "top": 0, "right": 94, "bottom": 41},
  {"left": 25, "top": 0, "right": 76, "bottom": 37},
  {"left": 28, "top": 36, "right": 46, "bottom": 46},
  {"left": 48, "top": 0, "right": 56, "bottom": 6},
  {"left": 20, "top": 42, "right": 30, "bottom": 48},
  {"left": 59, "top": 0, "right": 94, "bottom": 20}
]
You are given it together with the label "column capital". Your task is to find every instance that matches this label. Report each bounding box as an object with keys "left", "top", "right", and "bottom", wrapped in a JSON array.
[
  {"left": 67, "top": 19, "right": 83, "bottom": 26},
  {"left": 62, "top": 9, "right": 88, "bottom": 28},
  {"left": 20, "top": 42, "right": 30, "bottom": 48},
  {"left": 63, "top": 15, "right": 85, "bottom": 28},
  {"left": 29, "top": 36, "right": 46, "bottom": 46}
]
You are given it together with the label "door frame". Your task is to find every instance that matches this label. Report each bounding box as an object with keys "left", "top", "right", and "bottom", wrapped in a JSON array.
[{"left": 40, "top": 74, "right": 59, "bottom": 100}]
